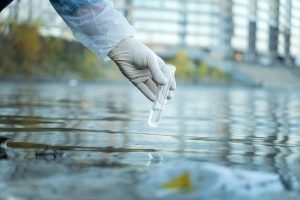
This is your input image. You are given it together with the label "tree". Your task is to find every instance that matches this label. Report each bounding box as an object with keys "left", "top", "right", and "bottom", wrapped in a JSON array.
[{"left": 168, "top": 51, "right": 195, "bottom": 79}]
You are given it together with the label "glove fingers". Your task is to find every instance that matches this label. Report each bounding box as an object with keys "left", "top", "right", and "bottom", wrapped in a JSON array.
[
  {"left": 145, "top": 79, "right": 158, "bottom": 96},
  {"left": 167, "top": 91, "right": 174, "bottom": 100},
  {"left": 170, "top": 77, "right": 176, "bottom": 91},
  {"left": 130, "top": 73, "right": 151, "bottom": 85},
  {"left": 148, "top": 56, "right": 167, "bottom": 85},
  {"left": 136, "top": 83, "right": 156, "bottom": 102},
  {"left": 146, "top": 78, "right": 174, "bottom": 100}
]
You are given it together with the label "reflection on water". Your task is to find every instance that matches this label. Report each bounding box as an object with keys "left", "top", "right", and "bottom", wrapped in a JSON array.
[{"left": 0, "top": 82, "right": 300, "bottom": 181}]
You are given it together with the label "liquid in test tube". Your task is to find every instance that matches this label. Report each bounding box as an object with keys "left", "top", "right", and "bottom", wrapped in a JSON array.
[{"left": 148, "top": 64, "right": 176, "bottom": 127}]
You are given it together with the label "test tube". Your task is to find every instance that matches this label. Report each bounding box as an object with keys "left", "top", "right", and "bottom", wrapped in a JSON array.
[{"left": 148, "top": 64, "right": 176, "bottom": 127}]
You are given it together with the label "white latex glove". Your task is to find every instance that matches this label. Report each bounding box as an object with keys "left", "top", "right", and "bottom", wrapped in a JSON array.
[{"left": 108, "top": 37, "right": 176, "bottom": 102}]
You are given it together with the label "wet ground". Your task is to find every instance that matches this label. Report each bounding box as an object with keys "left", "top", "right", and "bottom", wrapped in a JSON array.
[{"left": 0, "top": 82, "right": 300, "bottom": 199}]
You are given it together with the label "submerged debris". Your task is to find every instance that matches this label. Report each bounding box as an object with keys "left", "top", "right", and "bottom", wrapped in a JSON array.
[
  {"left": 0, "top": 136, "right": 10, "bottom": 148},
  {"left": 148, "top": 153, "right": 164, "bottom": 165},
  {"left": 0, "top": 137, "right": 9, "bottom": 160},
  {"left": 0, "top": 148, "right": 8, "bottom": 160},
  {"left": 35, "top": 146, "right": 64, "bottom": 160},
  {"left": 137, "top": 161, "right": 289, "bottom": 199}
]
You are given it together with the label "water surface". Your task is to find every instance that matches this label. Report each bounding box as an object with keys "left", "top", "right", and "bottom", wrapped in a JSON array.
[{"left": 0, "top": 82, "right": 300, "bottom": 181}]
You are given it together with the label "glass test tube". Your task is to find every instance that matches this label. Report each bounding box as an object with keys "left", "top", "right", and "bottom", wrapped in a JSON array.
[{"left": 148, "top": 64, "right": 176, "bottom": 127}]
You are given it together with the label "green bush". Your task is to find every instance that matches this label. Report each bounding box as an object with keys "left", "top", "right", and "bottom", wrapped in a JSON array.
[
  {"left": 0, "top": 21, "right": 111, "bottom": 79},
  {"left": 168, "top": 51, "right": 195, "bottom": 79},
  {"left": 197, "top": 62, "right": 209, "bottom": 77}
]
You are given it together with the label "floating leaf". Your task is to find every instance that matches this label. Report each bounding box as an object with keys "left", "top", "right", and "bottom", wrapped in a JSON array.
[{"left": 162, "top": 172, "right": 193, "bottom": 192}]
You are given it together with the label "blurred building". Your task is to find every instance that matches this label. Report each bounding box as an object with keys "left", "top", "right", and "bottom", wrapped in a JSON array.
[
  {"left": 115, "top": 0, "right": 300, "bottom": 66},
  {"left": 1, "top": 0, "right": 300, "bottom": 66}
]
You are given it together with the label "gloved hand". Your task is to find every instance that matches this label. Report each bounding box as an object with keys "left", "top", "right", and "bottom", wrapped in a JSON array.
[{"left": 108, "top": 37, "right": 176, "bottom": 102}]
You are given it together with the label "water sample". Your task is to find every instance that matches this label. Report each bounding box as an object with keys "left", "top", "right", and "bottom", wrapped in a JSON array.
[{"left": 148, "top": 64, "right": 176, "bottom": 127}]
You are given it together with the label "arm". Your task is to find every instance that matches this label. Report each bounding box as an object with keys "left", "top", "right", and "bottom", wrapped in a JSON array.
[
  {"left": 50, "top": 0, "right": 176, "bottom": 102},
  {"left": 49, "top": 0, "right": 134, "bottom": 60}
]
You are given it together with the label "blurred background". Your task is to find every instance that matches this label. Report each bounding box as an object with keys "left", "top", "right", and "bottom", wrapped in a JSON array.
[
  {"left": 1, "top": 1, "right": 300, "bottom": 195},
  {"left": 1, "top": 0, "right": 300, "bottom": 84}
]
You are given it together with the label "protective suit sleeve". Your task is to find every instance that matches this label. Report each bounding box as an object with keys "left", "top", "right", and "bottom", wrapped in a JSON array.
[{"left": 49, "top": 0, "right": 135, "bottom": 60}]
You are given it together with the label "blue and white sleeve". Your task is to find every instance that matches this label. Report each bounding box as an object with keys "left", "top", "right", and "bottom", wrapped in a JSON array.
[{"left": 49, "top": 0, "right": 135, "bottom": 60}]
